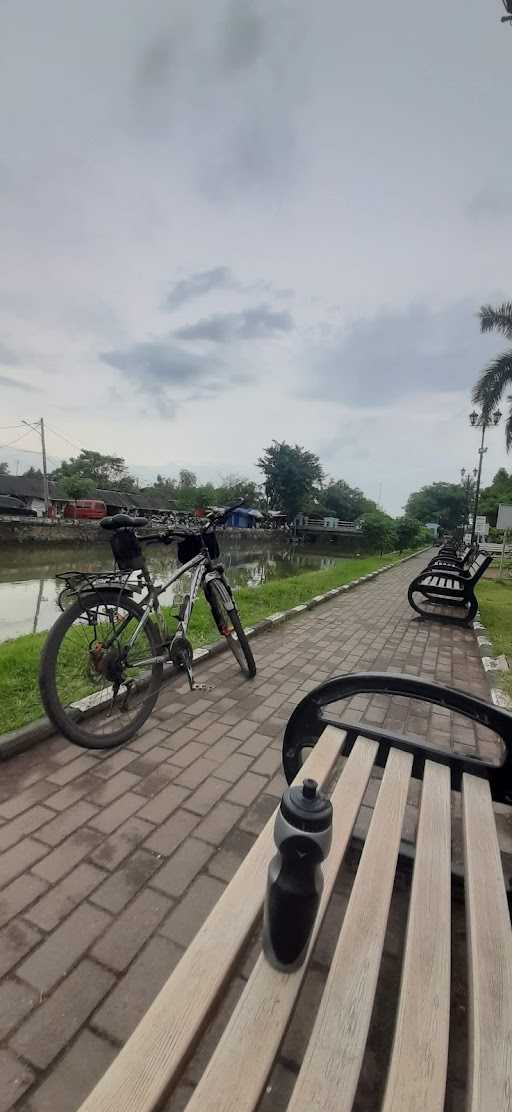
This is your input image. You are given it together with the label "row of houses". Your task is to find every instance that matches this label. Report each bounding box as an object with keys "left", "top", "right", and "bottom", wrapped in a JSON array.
[{"left": 0, "top": 476, "right": 176, "bottom": 518}]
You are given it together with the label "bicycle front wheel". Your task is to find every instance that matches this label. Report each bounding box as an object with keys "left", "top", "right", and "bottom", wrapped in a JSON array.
[
  {"left": 206, "top": 581, "right": 256, "bottom": 678},
  {"left": 39, "top": 590, "right": 163, "bottom": 749}
]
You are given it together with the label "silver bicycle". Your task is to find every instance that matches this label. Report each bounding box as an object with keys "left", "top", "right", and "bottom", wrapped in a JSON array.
[{"left": 39, "top": 503, "right": 256, "bottom": 749}]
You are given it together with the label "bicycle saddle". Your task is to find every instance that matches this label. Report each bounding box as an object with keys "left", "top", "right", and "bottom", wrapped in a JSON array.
[{"left": 100, "top": 514, "right": 148, "bottom": 531}]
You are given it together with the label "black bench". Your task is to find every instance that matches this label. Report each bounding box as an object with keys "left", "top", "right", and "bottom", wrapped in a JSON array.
[
  {"left": 408, "top": 551, "right": 492, "bottom": 624},
  {"left": 426, "top": 543, "right": 477, "bottom": 575}
]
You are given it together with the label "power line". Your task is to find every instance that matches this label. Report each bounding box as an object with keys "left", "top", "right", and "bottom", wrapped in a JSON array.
[
  {"left": 44, "top": 423, "right": 84, "bottom": 453},
  {"left": 0, "top": 430, "right": 32, "bottom": 451}
]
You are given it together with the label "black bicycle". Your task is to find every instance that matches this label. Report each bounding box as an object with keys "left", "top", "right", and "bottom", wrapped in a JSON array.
[{"left": 39, "top": 503, "right": 256, "bottom": 749}]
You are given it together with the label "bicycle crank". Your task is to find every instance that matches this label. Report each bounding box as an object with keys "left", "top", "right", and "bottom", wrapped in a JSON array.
[{"left": 169, "top": 635, "right": 215, "bottom": 692}]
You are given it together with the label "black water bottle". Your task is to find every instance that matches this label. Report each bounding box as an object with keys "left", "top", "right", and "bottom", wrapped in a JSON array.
[{"left": 263, "top": 778, "right": 333, "bottom": 972}]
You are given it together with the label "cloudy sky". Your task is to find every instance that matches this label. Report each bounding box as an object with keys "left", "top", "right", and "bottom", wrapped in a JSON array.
[{"left": 1, "top": 0, "right": 511, "bottom": 512}]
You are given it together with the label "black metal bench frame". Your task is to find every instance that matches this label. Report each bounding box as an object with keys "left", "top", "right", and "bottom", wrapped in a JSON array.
[{"left": 407, "top": 552, "right": 491, "bottom": 624}]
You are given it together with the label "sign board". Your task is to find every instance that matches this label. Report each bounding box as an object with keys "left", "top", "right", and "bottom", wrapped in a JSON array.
[
  {"left": 497, "top": 504, "right": 512, "bottom": 531},
  {"left": 475, "top": 516, "right": 487, "bottom": 528}
]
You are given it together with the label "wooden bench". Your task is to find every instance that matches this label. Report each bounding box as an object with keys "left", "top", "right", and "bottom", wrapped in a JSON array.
[
  {"left": 407, "top": 551, "right": 492, "bottom": 624},
  {"left": 78, "top": 673, "right": 512, "bottom": 1112}
]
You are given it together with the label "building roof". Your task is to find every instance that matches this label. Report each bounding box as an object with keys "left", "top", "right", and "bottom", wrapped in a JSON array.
[{"left": 0, "top": 475, "right": 58, "bottom": 500}]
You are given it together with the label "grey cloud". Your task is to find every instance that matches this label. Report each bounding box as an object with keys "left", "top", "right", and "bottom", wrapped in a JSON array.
[
  {"left": 0, "top": 374, "right": 39, "bottom": 393},
  {"left": 164, "top": 268, "right": 236, "bottom": 311},
  {"left": 221, "top": 1, "right": 267, "bottom": 72},
  {"left": 309, "top": 301, "right": 500, "bottom": 407},
  {"left": 173, "top": 304, "right": 294, "bottom": 343},
  {"left": 100, "top": 335, "right": 250, "bottom": 401},
  {"left": 468, "top": 185, "right": 512, "bottom": 223},
  {"left": 0, "top": 342, "right": 20, "bottom": 366}
]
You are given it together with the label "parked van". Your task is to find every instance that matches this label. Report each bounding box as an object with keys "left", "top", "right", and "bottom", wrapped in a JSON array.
[{"left": 63, "top": 499, "right": 107, "bottom": 521}]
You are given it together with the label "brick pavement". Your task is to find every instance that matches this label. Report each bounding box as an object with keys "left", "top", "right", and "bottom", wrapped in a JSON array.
[{"left": 0, "top": 550, "right": 500, "bottom": 1110}]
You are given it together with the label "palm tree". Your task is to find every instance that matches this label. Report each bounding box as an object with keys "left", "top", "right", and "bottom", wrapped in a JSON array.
[{"left": 473, "top": 302, "right": 512, "bottom": 448}]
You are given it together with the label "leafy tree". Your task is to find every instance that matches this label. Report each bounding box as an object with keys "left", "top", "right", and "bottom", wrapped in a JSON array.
[
  {"left": 473, "top": 302, "right": 512, "bottom": 447},
  {"left": 323, "top": 479, "right": 376, "bottom": 520},
  {"left": 51, "top": 450, "right": 136, "bottom": 491},
  {"left": 216, "top": 474, "right": 262, "bottom": 509},
  {"left": 395, "top": 515, "right": 422, "bottom": 552},
  {"left": 22, "top": 466, "right": 43, "bottom": 479},
  {"left": 0, "top": 461, "right": 9, "bottom": 475},
  {"left": 178, "top": 469, "right": 197, "bottom": 489},
  {"left": 57, "top": 475, "right": 96, "bottom": 500},
  {"left": 360, "top": 510, "right": 397, "bottom": 554},
  {"left": 405, "top": 482, "right": 466, "bottom": 531},
  {"left": 257, "top": 441, "right": 324, "bottom": 520},
  {"left": 479, "top": 468, "right": 512, "bottom": 526}
]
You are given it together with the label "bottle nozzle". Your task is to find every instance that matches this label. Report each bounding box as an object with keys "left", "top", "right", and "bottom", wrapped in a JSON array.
[{"left": 302, "top": 779, "right": 318, "bottom": 800}]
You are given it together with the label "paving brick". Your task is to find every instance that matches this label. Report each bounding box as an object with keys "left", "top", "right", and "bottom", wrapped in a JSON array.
[
  {"left": 144, "top": 809, "right": 199, "bottom": 857},
  {"left": 150, "top": 837, "right": 213, "bottom": 898},
  {"left": 88, "top": 791, "right": 143, "bottom": 834},
  {"left": 0, "top": 874, "right": 49, "bottom": 929},
  {"left": 205, "top": 736, "right": 241, "bottom": 763},
  {"left": 89, "top": 816, "right": 154, "bottom": 871},
  {"left": 126, "top": 726, "right": 170, "bottom": 753},
  {"left": 0, "top": 1048, "right": 34, "bottom": 1110},
  {"left": 250, "top": 748, "right": 282, "bottom": 777},
  {"left": 213, "top": 753, "right": 253, "bottom": 783},
  {"left": 48, "top": 754, "right": 99, "bottom": 787},
  {"left": 0, "top": 919, "right": 42, "bottom": 977},
  {"left": 160, "top": 726, "right": 197, "bottom": 753},
  {"left": 195, "top": 721, "right": 229, "bottom": 746},
  {"left": 207, "top": 848, "right": 245, "bottom": 883},
  {"left": 85, "top": 769, "right": 142, "bottom": 806},
  {"left": 169, "top": 741, "right": 208, "bottom": 769},
  {"left": 0, "top": 837, "right": 48, "bottom": 889},
  {"left": 44, "top": 773, "right": 103, "bottom": 812},
  {"left": 25, "top": 862, "right": 106, "bottom": 931},
  {"left": 238, "top": 731, "right": 273, "bottom": 757},
  {"left": 182, "top": 777, "right": 228, "bottom": 816},
  {"left": 193, "top": 801, "right": 244, "bottom": 846},
  {"left": 226, "top": 771, "right": 267, "bottom": 807},
  {"left": 0, "top": 979, "right": 38, "bottom": 1040},
  {"left": 28, "top": 1028, "right": 116, "bottom": 1112},
  {"left": 92, "top": 935, "right": 182, "bottom": 1044},
  {"left": 159, "top": 875, "right": 225, "bottom": 947},
  {"left": 226, "top": 718, "right": 259, "bottom": 741},
  {"left": 0, "top": 805, "right": 55, "bottom": 853},
  {"left": 265, "top": 770, "right": 287, "bottom": 798},
  {"left": 131, "top": 764, "right": 176, "bottom": 798},
  {"left": 32, "top": 828, "right": 103, "bottom": 884},
  {"left": 18, "top": 901, "right": 112, "bottom": 993},
  {"left": 37, "top": 800, "right": 99, "bottom": 847},
  {"left": 90, "top": 849, "right": 161, "bottom": 913},
  {"left": 281, "top": 968, "right": 326, "bottom": 1066},
  {"left": 174, "top": 757, "right": 218, "bottom": 790},
  {"left": 92, "top": 888, "right": 171, "bottom": 972},
  {"left": 182, "top": 698, "right": 213, "bottom": 717},
  {"left": 136, "top": 783, "right": 189, "bottom": 824},
  {"left": 91, "top": 749, "right": 139, "bottom": 779},
  {"left": 0, "top": 781, "right": 55, "bottom": 821},
  {"left": 239, "top": 794, "right": 277, "bottom": 836},
  {"left": 11, "top": 959, "right": 115, "bottom": 1069},
  {"left": 126, "top": 748, "right": 171, "bottom": 777}
]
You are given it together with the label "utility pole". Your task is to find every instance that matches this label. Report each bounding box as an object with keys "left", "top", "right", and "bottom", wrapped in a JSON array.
[{"left": 22, "top": 417, "right": 50, "bottom": 516}]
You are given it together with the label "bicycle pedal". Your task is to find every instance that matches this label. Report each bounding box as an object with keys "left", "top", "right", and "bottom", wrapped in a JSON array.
[{"left": 191, "top": 682, "right": 215, "bottom": 692}]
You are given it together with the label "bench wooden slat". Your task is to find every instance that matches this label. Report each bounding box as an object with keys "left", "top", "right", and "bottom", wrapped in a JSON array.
[
  {"left": 382, "top": 761, "right": 451, "bottom": 1112},
  {"left": 287, "top": 747, "right": 413, "bottom": 1112},
  {"left": 78, "top": 727, "right": 344, "bottom": 1112},
  {"left": 183, "top": 735, "right": 378, "bottom": 1112},
  {"left": 463, "top": 773, "right": 512, "bottom": 1112}
]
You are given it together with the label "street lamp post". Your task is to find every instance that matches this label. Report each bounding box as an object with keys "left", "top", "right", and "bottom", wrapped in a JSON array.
[{"left": 469, "top": 409, "right": 501, "bottom": 545}]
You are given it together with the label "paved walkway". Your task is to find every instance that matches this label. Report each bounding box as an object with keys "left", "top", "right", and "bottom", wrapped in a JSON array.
[{"left": 0, "top": 551, "right": 499, "bottom": 1110}]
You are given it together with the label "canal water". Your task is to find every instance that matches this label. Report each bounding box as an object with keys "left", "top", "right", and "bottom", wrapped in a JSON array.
[{"left": 0, "top": 538, "right": 346, "bottom": 643}]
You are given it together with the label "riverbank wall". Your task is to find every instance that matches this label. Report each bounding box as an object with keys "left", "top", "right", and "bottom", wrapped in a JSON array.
[{"left": 0, "top": 520, "right": 292, "bottom": 547}]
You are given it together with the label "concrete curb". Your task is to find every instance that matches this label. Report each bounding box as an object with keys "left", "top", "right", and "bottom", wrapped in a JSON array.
[
  {"left": 472, "top": 611, "right": 512, "bottom": 709},
  {"left": 0, "top": 546, "right": 431, "bottom": 760}
]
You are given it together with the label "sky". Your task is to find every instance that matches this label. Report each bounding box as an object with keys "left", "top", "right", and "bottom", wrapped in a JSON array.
[{"left": 1, "top": 0, "right": 511, "bottom": 513}]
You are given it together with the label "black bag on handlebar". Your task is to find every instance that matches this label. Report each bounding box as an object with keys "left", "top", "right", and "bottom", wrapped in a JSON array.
[
  {"left": 177, "top": 531, "right": 220, "bottom": 565},
  {"left": 110, "top": 528, "right": 145, "bottom": 571}
]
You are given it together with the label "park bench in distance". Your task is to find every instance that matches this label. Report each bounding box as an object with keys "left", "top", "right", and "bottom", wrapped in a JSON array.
[
  {"left": 426, "top": 542, "right": 477, "bottom": 574},
  {"left": 408, "top": 550, "right": 492, "bottom": 625},
  {"left": 78, "top": 672, "right": 512, "bottom": 1112}
]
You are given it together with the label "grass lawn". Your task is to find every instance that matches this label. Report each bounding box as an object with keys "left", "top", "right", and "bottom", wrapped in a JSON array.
[
  {"left": 0, "top": 548, "right": 423, "bottom": 735},
  {"left": 476, "top": 577, "right": 512, "bottom": 698}
]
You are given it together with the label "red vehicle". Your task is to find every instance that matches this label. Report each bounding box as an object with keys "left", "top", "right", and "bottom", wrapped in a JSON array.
[{"left": 63, "top": 499, "right": 107, "bottom": 521}]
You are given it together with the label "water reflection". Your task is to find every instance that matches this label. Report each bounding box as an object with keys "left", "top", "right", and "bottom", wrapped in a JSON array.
[{"left": 0, "top": 540, "right": 344, "bottom": 643}]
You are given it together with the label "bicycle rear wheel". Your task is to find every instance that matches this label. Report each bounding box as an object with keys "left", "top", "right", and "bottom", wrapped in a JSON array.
[
  {"left": 39, "top": 590, "right": 163, "bottom": 749},
  {"left": 206, "top": 580, "right": 256, "bottom": 678}
]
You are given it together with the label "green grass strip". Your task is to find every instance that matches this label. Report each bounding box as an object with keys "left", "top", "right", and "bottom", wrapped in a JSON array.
[
  {"left": 0, "top": 550, "right": 419, "bottom": 735},
  {"left": 477, "top": 578, "right": 512, "bottom": 698}
]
